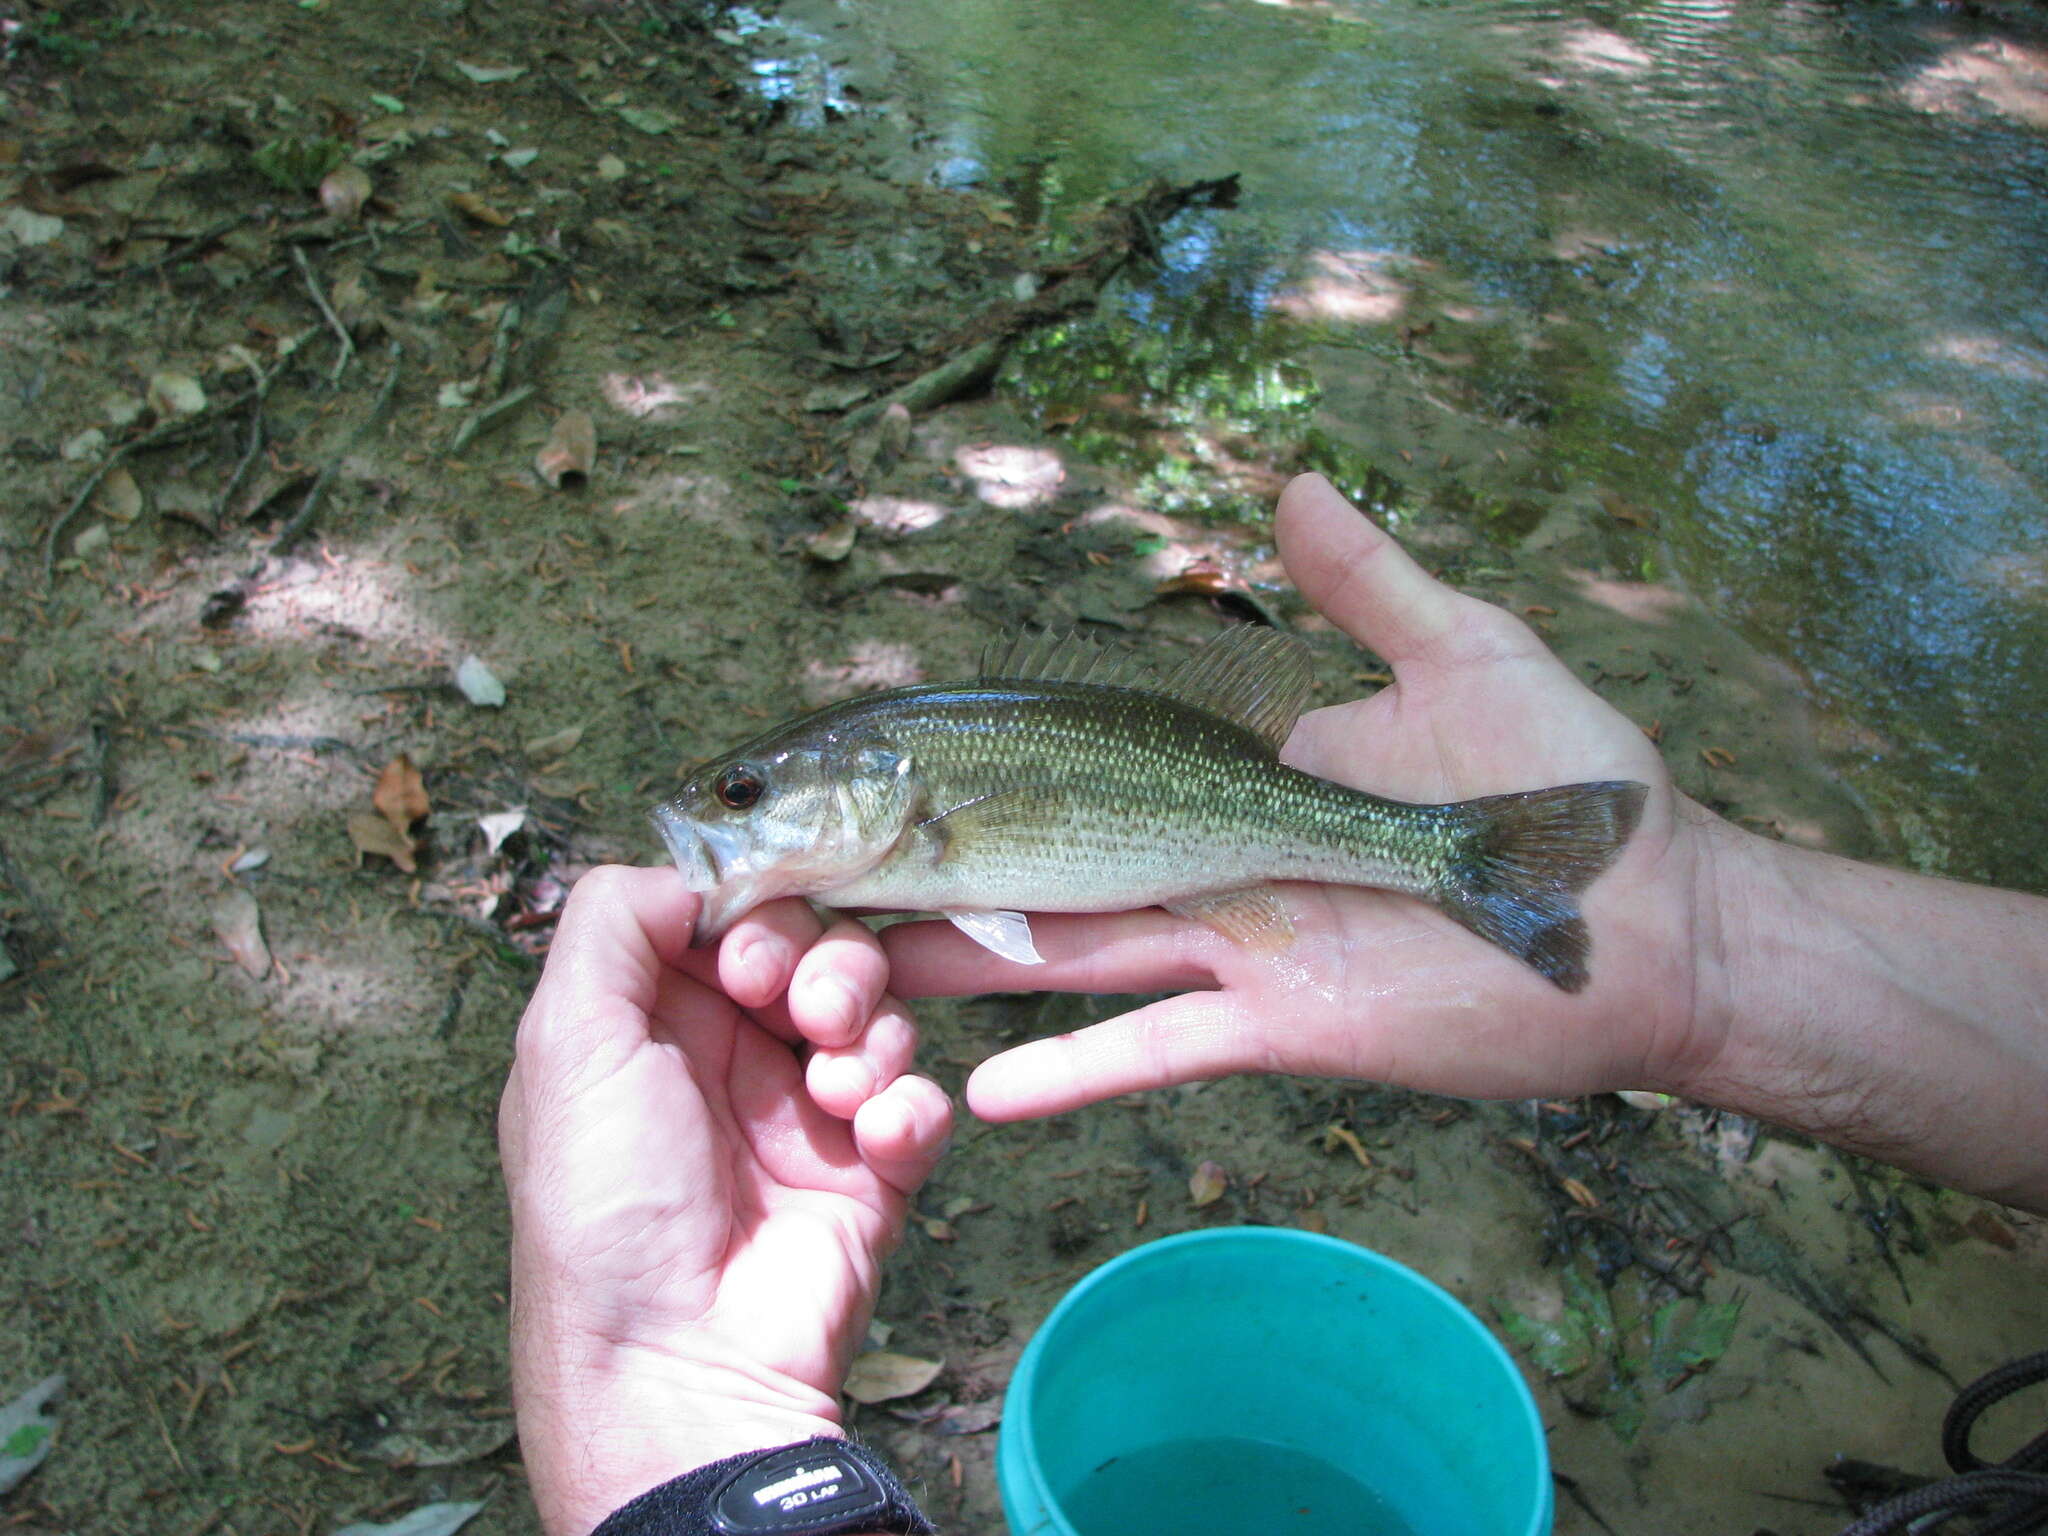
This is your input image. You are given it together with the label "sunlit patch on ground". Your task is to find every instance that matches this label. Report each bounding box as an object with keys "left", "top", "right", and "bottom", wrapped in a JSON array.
[
  {"left": 1555, "top": 24, "right": 1654, "bottom": 77},
  {"left": 1972, "top": 548, "right": 2048, "bottom": 602},
  {"left": 954, "top": 442, "right": 1064, "bottom": 508},
  {"left": 602, "top": 371, "right": 712, "bottom": 418},
  {"left": 228, "top": 551, "right": 455, "bottom": 658},
  {"left": 1881, "top": 391, "right": 1975, "bottom": 431},
  {"left": 850, "top": 494, "right": 951, "bottom": 532},
  {"left": 1926, "top": 331, "right": 2048, "bottom": 383},
  {"left": 1270, "top": 249, "right": 1411, "bottom": 325},
  {"left": 1567, "top": 572, "right": 1691, "bottom": 623},
  {"left": 1900, "top": 37, "right": 2048, "bottom": 129},
  {"left": 802, "top": 639, "right": 924, "bottom": 703}
]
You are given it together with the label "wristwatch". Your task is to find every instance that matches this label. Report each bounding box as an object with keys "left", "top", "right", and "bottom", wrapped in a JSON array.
[{"left": 589, "top": 1437, "right": 938, "bottom": 1536}]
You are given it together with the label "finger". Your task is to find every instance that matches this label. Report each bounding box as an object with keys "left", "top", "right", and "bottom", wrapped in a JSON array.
[
  {"left": 521, "top": 866, "right": 700, "bottom": 1059},
  {"left": 964, "top": 990, "right": 1262, "bottom": 1120},
  {"left": 717, "top": 898, "right": 823, "bottom": 1009},
  {"left": 788, "top": 918, "right": 891, "bottom": 1048},
  {"left": 805, "top": 996, "right": 918, "bottom": 1120},
  {"left": 881, "top": 908, "right": 1217, "bottom": 998},
  {"left": 1276, "top": 473, "right": 1541, "bottom": 672},
  {"left": 851, "top": 1074, "right": 953, "bottom": 1197}
]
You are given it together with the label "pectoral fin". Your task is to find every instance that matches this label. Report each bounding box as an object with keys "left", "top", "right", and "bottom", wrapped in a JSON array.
[
  {"left": 946, "top": 909, "right": 1045, "bottom": 966},
  {"left": 1164, "top": 885, "right": 1295, "bottom": 951},
  {"left": 919, "top": 784, "right": 1066, "bottom": 861}
]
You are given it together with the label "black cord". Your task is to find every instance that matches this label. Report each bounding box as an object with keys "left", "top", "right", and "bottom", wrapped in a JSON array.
[{"left": 1839, "top": 1351, "right": 2048, "bottom": 1536}]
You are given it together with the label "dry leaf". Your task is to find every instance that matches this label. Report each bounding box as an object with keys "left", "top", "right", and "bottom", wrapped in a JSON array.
[
  {"left": 454, "top": 655, "right": 506, "bottom": 706},
  {"left": 803, "top": 521, "right": 857, "bottom": 563},
  {"left": 374, "top": 754, "right": 429, "bottom": 832},
  {"left": 320, "top": 163, "right": 373, "bottom": 221},
  {"left": 97, "top": 466, "right": 144, "bottom": 523},
  {"left": 1320, "top": 1123, "right": 1374, "bottom": 1171},
  {"left": 1189, "top": 1159, "right": 1229, "bottom": 1207},
  {"left": 211, "top": 887, "right": 271, "bottom": 979},
  {"left": 448, "top": 191, "right": 512, "bottom": 227},
  {"left": 535, "top": 410, "right": 596, "bottom": 489},
  {"left": 1963, "top": 1208, "right": 2018, "bottom": 1250},
  {"left": 349, "top": 809, "right": 417, "bottom": 872},
  {"left": 476, "top": 807, "right": 527, "bottom": 855},
  {"left": 147, "top": 371, "right": 207, "bottom": 417},
  {"left": 523, "top": 726, "right": 582, "bottom": 761},
  {"left": 843, "top": 1351, "right": 943, "bottom": 1405}
]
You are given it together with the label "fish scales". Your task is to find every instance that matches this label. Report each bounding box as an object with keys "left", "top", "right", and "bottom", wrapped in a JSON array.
[{"left": 813, "top": 682, "right": 1456, "bottom": 914}]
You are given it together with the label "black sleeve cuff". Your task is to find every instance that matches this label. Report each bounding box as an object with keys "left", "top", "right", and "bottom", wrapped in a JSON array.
[{"left": 589, "top": 1437, "right": 938, "bottom": 1536}]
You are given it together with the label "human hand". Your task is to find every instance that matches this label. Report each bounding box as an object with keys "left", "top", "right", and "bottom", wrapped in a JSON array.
[
  {"left": 879, "top": 473, "right": 1723, "bottom": 1119},
  {"left": 500, "top": 867, "right": 952, "bottom": 1536}
]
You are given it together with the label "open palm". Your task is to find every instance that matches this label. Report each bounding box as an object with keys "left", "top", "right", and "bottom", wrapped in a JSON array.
[{"left": 882, "top": 474, "right": 1714, "bottom": 1119}]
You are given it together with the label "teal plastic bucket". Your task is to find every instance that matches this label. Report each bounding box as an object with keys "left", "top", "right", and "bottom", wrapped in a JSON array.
[{"left": 996, "top": 1228, "right": 1551, "bottom": 1536}]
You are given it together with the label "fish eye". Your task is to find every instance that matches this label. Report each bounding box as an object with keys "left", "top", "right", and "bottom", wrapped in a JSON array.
[{"left": 713, "top": 764, "right": 764, "bottom": 810}]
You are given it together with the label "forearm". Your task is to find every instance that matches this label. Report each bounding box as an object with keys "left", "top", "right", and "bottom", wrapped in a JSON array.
[{"left": 1679, "top": 803, "right": 2048, "bottom": 1211}]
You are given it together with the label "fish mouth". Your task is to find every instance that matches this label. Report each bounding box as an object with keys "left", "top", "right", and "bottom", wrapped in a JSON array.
[{"left": 650, "top": 805, "right": 757, "bottom": 944}]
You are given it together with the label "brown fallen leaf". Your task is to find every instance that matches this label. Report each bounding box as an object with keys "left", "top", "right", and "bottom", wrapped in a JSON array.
[
  {"left": 843, "top": 1351, "right": 943, "bottom": 1405},
  {"left": 523, "top": 725, "right": 582, "bottom": 762},
  {"left": 97, "top": 466, "right": 144, "bottom": 523},
  {"left": 349, "top": 809, "right": 417, "bottom": 873},
  {"left": 1963, "top": 1208, "right": 2018, "bottom": 1250},
  {"left": 210, "top": 887, "right": 271, "bottom": 979},
  {"left": 374, "top": 753, "right": 429, "bottom": 833},
  {"left": 449, "top": 191, "right": 512, "bottom": 227},
  {"left": 1189, "top": 1159, "right": 1229, "bottom": 1207},
  {"left": 535, "top": 409, "right": 596, "bottom": 489},
  {"left": 320, "top": 163, "right": 373, "bottom": 221},
  {"left": 803, "top": 520, "right": 857, "bottom": 563}
]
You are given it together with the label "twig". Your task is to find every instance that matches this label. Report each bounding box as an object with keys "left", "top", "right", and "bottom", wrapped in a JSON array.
[
  {"left": 447, "top": 382, "right": 537, "bottom": 454},
  {"left": 293, "top": 246, "right": 356, "bottom": 384},
  {"left": 43, "top": 388, "right": 257, "bottom": 578},
  {"left": 268, "top": 342, "right": 403, "bottom": 560},
  {"left": 52, "top": 214, "right": 246, "bottom": 299},
  {"left": 89, "top": 721, "right": 116, "bottom": 828},
  {"left": 212, "top": 357, "right": 280, "bottom": 528}
]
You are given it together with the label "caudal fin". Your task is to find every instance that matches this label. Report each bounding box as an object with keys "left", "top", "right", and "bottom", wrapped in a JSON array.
[{"left": 1433, "top": 781, "right": 1647, "bottom": 992}]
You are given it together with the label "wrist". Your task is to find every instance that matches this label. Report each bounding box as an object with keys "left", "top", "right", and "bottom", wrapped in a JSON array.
[{"left": 515, "top": 1325, "right": 846, "bottom": 1535}]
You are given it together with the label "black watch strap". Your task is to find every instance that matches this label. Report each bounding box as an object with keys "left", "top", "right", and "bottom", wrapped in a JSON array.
[{"left": 589, "top": 1437, "right": 937, "bottom": 1536}]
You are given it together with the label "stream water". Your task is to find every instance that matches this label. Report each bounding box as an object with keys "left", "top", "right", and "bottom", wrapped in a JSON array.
[{"left": 752, "top": 0, "right": 2048, "bottom": 890}]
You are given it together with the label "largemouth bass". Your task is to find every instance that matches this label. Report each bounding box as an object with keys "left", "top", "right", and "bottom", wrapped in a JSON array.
[{"left": 652, "top": 627, "right": 1646, "bottom": 991}]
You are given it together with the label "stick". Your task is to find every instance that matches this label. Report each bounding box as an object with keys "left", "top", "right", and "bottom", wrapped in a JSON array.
[
  {"left": 267, "top": 343, "right": 403, "bottom": 560},
  {"left": 447, "top": 382, "right": 537, "bottom": 454},
  {"left": 43, "top": 388, "right": 257, "bottom": 578},
  {"left": 293, "top": 246, "right": 355, "bottom": 384},
  {"left": 212, "top": 357, "right": 279, "bottom": 528}
]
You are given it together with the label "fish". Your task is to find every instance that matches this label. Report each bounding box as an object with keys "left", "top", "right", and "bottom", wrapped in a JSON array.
[{"left": 651, "top": 626, "right": 1647, "bottom": 991}]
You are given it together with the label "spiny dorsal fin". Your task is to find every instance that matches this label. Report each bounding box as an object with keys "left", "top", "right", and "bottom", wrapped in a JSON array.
[
  {"left": 978, "top": 630, "right": 1148, "bottom": 689},
  {"left": 1152, "top": 625, "right": 1314, "bottom": 754}
]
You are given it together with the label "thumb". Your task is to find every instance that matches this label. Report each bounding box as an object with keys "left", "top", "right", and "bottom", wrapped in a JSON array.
[{"left": 1277, "top": 473, "right": 1531, "bottom": 671}]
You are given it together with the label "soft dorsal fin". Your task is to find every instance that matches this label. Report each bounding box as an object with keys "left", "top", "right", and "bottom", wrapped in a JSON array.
[
  {"left": 1152, "top": 625, "right": 1314, "bottom": 753},
  {"left": 978, "top": 630, "right": 1148, "bottom": 689}
]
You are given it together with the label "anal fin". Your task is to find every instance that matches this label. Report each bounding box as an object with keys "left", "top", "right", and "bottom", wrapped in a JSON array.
[
  {"left": 946, "top": 909, "right": 1045, "bottom": 965},
  {"left": 1164, "top": 885, "right": 1295, "bottom": 951}
]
